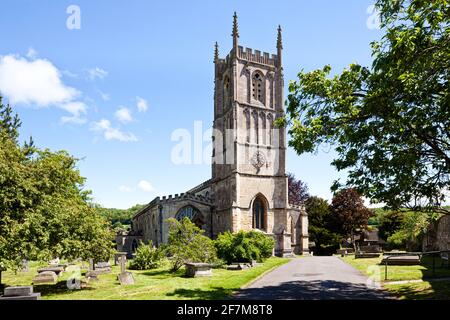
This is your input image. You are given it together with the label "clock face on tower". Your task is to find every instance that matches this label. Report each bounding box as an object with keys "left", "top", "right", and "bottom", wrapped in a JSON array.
[{"left": 251, "top": 151, "right": 266, "bottom": 169}]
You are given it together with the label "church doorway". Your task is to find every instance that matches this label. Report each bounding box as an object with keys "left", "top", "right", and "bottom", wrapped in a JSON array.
[{"left": 252, "top": 195, "right": 267, "bottom": 231}]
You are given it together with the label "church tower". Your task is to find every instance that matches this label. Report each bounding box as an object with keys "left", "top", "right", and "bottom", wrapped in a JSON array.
[{"left": 211, "top": 13, "right": 300, "bottom": 256}]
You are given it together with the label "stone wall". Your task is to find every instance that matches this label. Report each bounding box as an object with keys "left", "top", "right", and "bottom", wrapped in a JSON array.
[{"left": 423, "top": 215, "right": 450, "bottom": 251}]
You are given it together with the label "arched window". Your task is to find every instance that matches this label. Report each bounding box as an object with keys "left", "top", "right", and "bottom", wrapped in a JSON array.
[
  {"left": 176, "top": 205, "right": 204, "bottom": 228},
  {"left": 252, "top": 197, "right": 266, "bottom": 231},
  {"left": 252, "top": 72, "right": 264, "bottom": 103}
]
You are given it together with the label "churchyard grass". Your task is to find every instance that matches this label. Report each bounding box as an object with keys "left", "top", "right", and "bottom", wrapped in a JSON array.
[
  {"left": 2, "top": 257, "right": 289, "bottom": 300},
  {"left": 340, "top": 255, "right": 450, "bottom": 299}
]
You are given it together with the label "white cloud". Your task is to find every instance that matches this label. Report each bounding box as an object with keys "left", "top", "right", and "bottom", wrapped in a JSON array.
[
  {"left": 60, "top": 101, "right": 88, "bottom": 124},
  {"left": 138, "top": 180, "right": 155, "bottom": 192},
  {"left": 0, "top": 54, "right": 89, "bottom": 124},
  {"left": 91, "top": 119, "right": 138, "bottom": 142},
  {"left": 115, "top": 107, "right": 133, "bottom": 123},
  {"left": 86, "top": 67, "right": 108, "bottom": 81},
  {"left": 119, "top": 185, "right": 133, "bottom": 193},
  {"left": 26, "top": 47, "right": 38, "bottom": 60},
  {"left": 136, "top": 97, "right": 148, "bottom": 112},
  {"left": 62, "top": 70, "right": 78, "bottom": 79},
  {"left": 0, "top": 55, "right": 79, "bottom": 106}
]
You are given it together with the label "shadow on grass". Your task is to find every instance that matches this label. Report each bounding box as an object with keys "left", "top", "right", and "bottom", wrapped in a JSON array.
[
  {"left": 167, "top": 287, "right": 236, "bottom": 300},
  {"left": 34, "top": 280, "right": 95, "bottom": 296},
  {"left": 141, "top": 269, "right": 185, "bottom": 279},
  {"left": 382, "top": 255, "right": 450, "bottom": 299}
]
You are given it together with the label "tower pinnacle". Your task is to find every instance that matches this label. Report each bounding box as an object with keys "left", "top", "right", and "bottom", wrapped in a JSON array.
[
  {"left": 277, "top": 25, "right": 283, "bottom": 50},
  {"left": 214, "top": 42, "right": 219, "bottom": 63},
  {"left": 232, "top": 12, "right": 239, "bottom": 49}
]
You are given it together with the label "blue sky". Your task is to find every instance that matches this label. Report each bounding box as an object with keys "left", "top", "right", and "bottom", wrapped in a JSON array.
[{"left": 0, "top": 0, "right": 382, "bottom": 209}]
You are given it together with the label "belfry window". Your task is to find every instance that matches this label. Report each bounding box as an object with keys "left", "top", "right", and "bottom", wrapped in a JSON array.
[{"left": 252, "top": 73, "right": 264, "bottom": 103}]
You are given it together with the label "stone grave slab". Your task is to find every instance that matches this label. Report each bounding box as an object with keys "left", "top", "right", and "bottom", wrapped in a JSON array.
[
  {"left": 185, "top": 263, "right": 212, "bottom": 277},
  {"left": 33, "top": 271, "right": 58, "bottom": 284},
  {"left": 37, "top": 266, "right": 64, "bottom": 276}
]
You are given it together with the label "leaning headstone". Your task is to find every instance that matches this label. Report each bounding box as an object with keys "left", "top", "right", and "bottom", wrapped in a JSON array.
[
  {"left": 33, "top": 271, "right": 58, "bottom": 285},
  {"left": 0, "top": 286, "right": 40, "bottom": 300},
  {"left": 117, "top": 256, "right": 134, "bottom": 285},
  {"left": 20, "top": 259, "right": 29, "bottom": 272}
]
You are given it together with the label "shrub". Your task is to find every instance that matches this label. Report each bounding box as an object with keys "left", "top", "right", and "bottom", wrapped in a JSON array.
[
  {"left": 165, "top": 217, "right": 218, "bottom": 272},
  {"left": 129, "top": 241, "right": 165, "bottom": 270},
  {"left": 215, "top": 230, "right": 275, "bottom": 264}
]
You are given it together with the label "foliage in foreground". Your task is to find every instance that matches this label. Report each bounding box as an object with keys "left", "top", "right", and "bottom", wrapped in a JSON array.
[
  {"left": 165, "top": 217, "right": 218, "bottom": 272},
  {"left": 278, "top": 0, "right": 450, "bottom": 214},
  {"left": 0, "top": 98, "right": 114, "bottom": 277},
  {"left": 129, "top": 241, "right": 165, "bottom": 270},
  {"left": 215, "top": 230, "right": 275, "bottom": 264}
]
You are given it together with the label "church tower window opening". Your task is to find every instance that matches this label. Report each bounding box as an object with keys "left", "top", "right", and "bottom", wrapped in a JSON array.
[{"left": 252, "top": 72, "right": 264, "bottom": 103}]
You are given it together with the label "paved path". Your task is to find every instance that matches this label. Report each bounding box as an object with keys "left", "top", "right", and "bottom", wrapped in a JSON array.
[{"left": 234, "top": 256, "right": 391, "bottom": 300}]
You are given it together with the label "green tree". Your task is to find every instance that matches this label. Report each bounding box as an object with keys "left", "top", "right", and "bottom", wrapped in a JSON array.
[
  {"left": 378, "top": 211, "right": 406, "bottom": 241},
  {"left": 305, "top": 196, "right": 341, "bottom": 255},
  {"left": 278, "top": 0, "right": 450, "bottom": 214},
  {"left": 0, "top": 98, "right": 114, "bottom": 285},
  {"left": 165, "top": 217, "right": 217, "bottom": 272}
]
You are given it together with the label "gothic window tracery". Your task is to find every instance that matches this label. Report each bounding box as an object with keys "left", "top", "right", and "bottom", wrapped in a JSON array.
[{"left": 252, "top": 196, "right": 267, "bottom": 231}]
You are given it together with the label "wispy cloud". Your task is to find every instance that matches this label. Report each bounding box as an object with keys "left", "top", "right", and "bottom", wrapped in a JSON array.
[
  {"left": 90, "top": 119, "right": 138, "bottom": 142},
  {"left": 26, "top": 47, "right": 38, "bottom": 60},
  {"left": 115, "top": 106, "right": 133, "bottom": 124},
  {"left": 86, "top": 67, "right": 108, "bottom": 81},
  {"left": 97, "top": 90, "right": 110, "bottom": 101},
  {"left": 118, "top": 180, "right": 155, "bottom": 193},
  {"left": 118, "top": 185, "right": 133, "bottom": 192},
  {"left": 136, "top": 96, "right": 148, "bottom": 112}
]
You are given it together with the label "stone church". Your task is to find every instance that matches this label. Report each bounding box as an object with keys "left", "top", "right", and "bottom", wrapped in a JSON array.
[{"left": 117, "top": 13, "right": 309, "bottom": 257}]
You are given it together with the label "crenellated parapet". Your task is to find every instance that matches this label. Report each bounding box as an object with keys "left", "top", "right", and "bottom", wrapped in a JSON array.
[{"left": 237, "top": 46, "right": 278, "bottom": 67}]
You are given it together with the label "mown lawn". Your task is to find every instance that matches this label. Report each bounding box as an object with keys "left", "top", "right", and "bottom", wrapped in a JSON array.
[
  {"left": 1, "top": 257, "right": 289, "bottom": 300},
  {"left": 340, "top": 254, "right": 450, "bottom": 300},
  {"left": 341, "top": 255, "right": 450, "bottom": 281}
]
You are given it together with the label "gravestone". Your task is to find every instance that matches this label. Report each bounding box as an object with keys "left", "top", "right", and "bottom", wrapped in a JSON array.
[
  {"left": 117, "top": 256, "right": 134, "bottom": 285},
  {"left": 20, "top": 259, "right": 29, "bottom": 272},
  {"left": 185, "top": 263, "right": 213, "bottom": 277},
  {"left": 94, "top": 261, "right": 111, "bottom": 274},
  {"left": 114, "top": 252, "right": 127, "bottom": 266},
  {"left": 0, "top": 286, "right": 40, "bottom": 300},
  {"left": 89, "top": 258, "right": 94, "bottom": 271},
  {"left": 37, "top": 266, "right": 64, "bottom": 276},
  {"left": 33, "top": 271, "right": 57, "bottom": 284}
]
